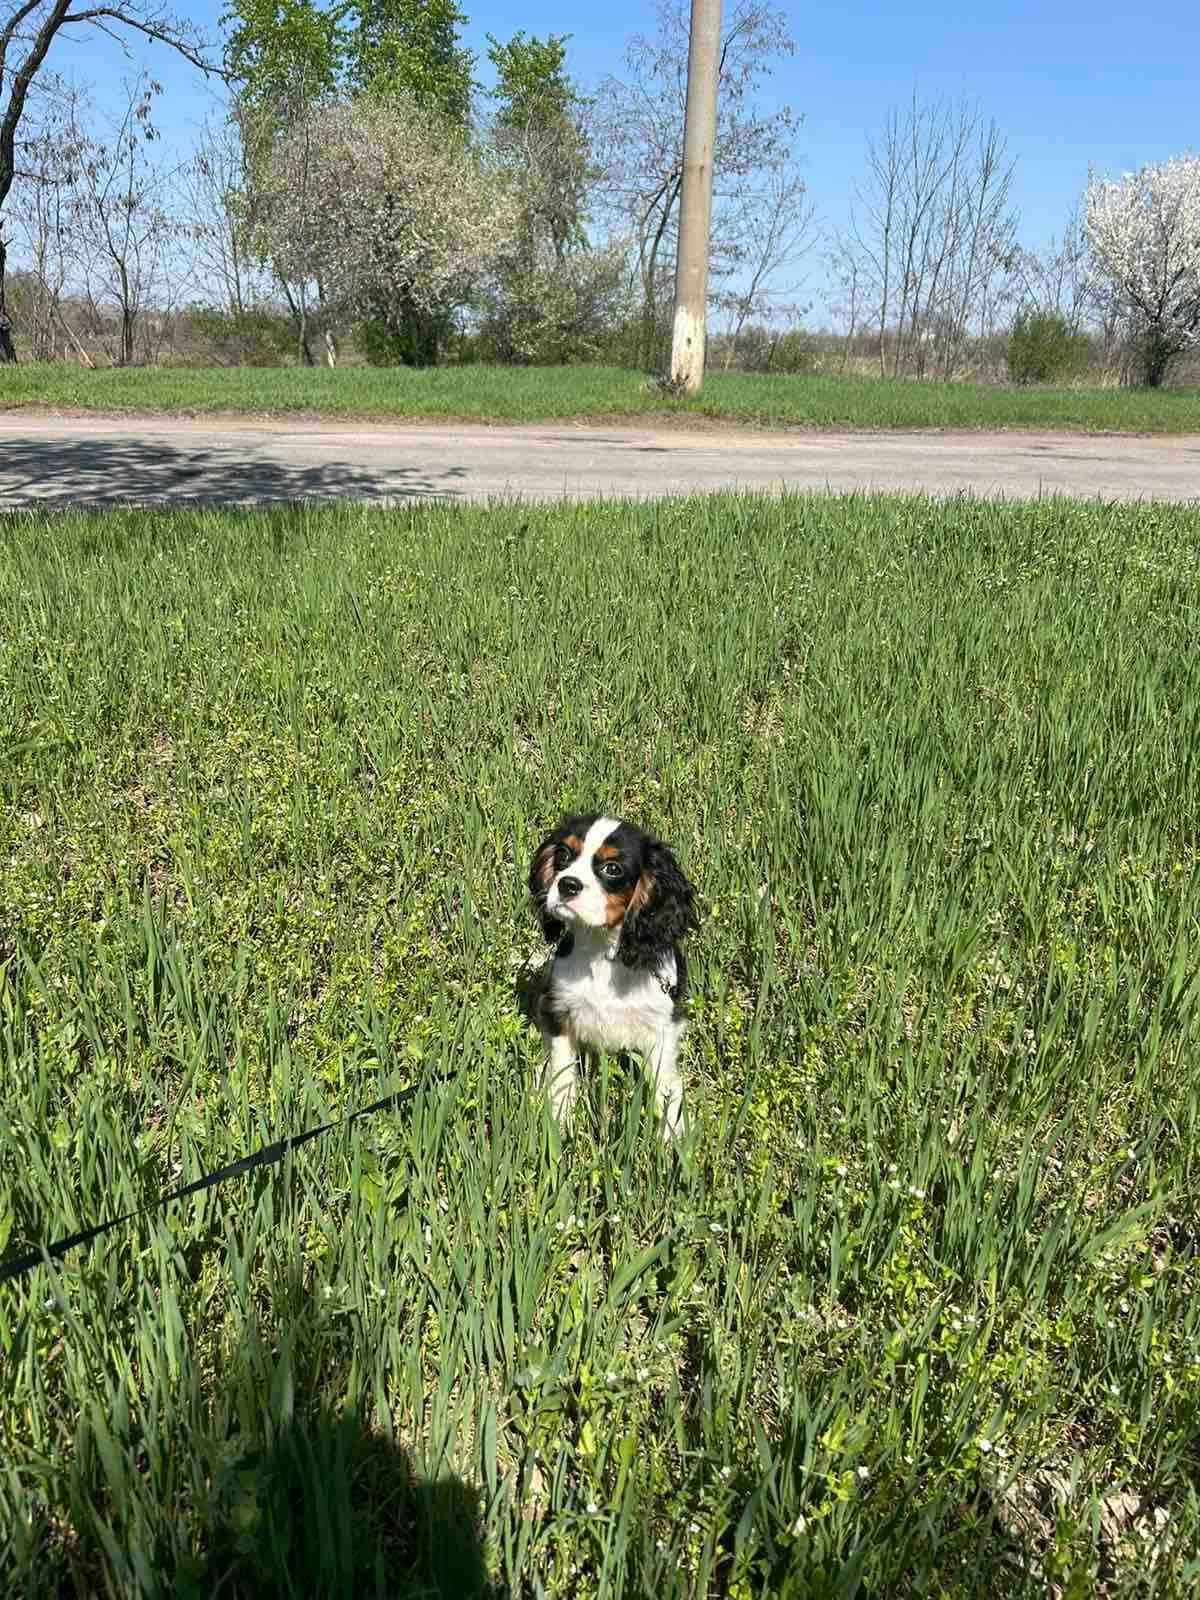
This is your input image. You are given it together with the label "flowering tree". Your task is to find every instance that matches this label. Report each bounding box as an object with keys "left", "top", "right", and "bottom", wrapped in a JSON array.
[
  {"left": 251, "top": 96, "right": 514, "bottom": 364},
  {"left": 1084, "top": 155, "right": 1200, "bottom": 386}
]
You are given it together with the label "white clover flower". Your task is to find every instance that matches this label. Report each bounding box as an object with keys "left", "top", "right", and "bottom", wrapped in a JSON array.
[
  {"left": 856, "top": 1465, "right": 870, "bottom": 1481},
  {"left": 586, "top": 1501, "right": 598, "bottom": 1515}
]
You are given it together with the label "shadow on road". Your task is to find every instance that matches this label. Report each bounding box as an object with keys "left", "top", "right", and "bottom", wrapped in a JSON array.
[{"left": 0, "top": 432, "right": 467, "bottom": 508}]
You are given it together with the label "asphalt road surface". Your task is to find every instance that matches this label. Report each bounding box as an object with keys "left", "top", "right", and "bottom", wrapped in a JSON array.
[{"left": 1, "top": 414, "right": 1198, "bottom": 508}]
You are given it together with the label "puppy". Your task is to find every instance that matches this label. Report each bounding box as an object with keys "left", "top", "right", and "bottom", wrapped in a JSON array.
[{"left": 527, "top": 813, "right": 697, "bottom": 1136}]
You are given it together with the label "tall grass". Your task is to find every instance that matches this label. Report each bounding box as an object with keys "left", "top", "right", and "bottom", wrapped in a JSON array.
[
  {"left": 3, "top": 360, "right": 1200, "bottom": 431},
  {"left": 1, "top": 493, "right": 1199, "bottom": 1596}
]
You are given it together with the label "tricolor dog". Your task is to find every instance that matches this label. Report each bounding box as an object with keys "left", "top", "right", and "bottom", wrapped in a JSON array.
[{"left": 527, "top": 813, "right": 698, "bottom": 1136}]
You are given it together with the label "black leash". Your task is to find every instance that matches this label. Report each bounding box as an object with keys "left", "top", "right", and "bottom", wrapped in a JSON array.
[{"left": 0, "top": 1076, "right": 438, "bottom": 1287}]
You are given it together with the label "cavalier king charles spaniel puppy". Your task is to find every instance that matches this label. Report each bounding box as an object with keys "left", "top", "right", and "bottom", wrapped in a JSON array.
[{"left": 527, "top": 813, "right": 698, "bottom": 1137}]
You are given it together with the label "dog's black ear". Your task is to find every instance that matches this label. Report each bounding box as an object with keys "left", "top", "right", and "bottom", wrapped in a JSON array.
[
  {"left": 618, "top": 839, "right": 697, "bottom": 970},
  {"left": 528, "top": 826, "right": 565, "bottom": 943}
]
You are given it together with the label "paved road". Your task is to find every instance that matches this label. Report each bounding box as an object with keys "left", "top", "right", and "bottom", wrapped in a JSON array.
[{"left": 1, "top": 413, "right": 1198, "bottom": 508}]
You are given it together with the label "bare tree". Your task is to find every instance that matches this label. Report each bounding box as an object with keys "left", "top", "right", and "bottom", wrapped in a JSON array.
[
  {"left": 67, "top": 73, "right": 182, "bottom": 364},
  {"left": 825, "top": 233, "right": 865, "bottom": 371},
  {"left": 177, "top": 111, "right": 265, "bottom": 318},
  {"left": 712, "top": 161, "right": 815, "bottom": 366},
  {"left": 1005, "top": 206, "right": 1093, "bottom": 333},
  {"left": 4, "top": 76, "right": 83, "bottom": 357},
  {"left": 0, "top": 0, "right": 213, "bottom": 361},
  {"left": 595, "top": 0, "right": 801, "bottom": 368},
  {"left": 840, "top": 95, "right": 1020, "bottom": 379}
]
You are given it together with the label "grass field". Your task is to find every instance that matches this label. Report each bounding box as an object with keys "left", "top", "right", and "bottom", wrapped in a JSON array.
[
  {"left": 2, "top": 491, "right": 1199, "bottom": 1597},
  {"left": 4, "top": 359, "right": 1200, "bottom": 433}
]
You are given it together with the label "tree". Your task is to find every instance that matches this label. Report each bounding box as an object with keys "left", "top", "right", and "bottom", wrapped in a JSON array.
[
  {"left": 0, "top": 0, "right": 212, "bottom": 361},
  {"left": 251, "top": 95, "right": 514, "bottom": 363},
  {"left": 839, "top": 94, "right": 1019, "bottom": 379},
  {"left": 65, "top": 73, "right": 184, "bottom": 365},
  {"left": 475, "top": 30, "right": 629, "bottom": 364},
  {"left": 224, "top": 0, "right": 476, "bottom": 362},
  {"left": 348, "top": 0, "right": 471, "bottom": 125},
  {"left": 1084, "top": 155, "right": 1200, "bottom": 387},
  {"left": 488, "top": 31, "right": 589, "bottom": 263},
  {"left": 178, "top": 111, "right": 267, "bottom": 319},
  {"left": 223, "top": 0, "right": 346, "bottom": 362},
  {"left": 222, "top": 0, "right": 343, "bottom": 116},
  {"left": 711, "top": 160, "right": 814, "bottom": 367},
  {"left": 595, "top": 0, "right": 802, "bottom": 369},
  {"left": 4, "top": 77, "right": 85, "bottom": 359},
  {"left": 1005, "top": 205, "right": 1092, "bottom": 334}
]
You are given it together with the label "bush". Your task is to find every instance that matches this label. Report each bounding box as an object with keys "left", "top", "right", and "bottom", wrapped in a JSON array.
[
  {"left": 474, "top": 246, "right": 634, "bottom": 367},
  {"left": 359, "top": 305, "right": 455, "bottom": 368},
  {"left": 182, "top": 305, "right": 297, "bottom": 367},
  {"left": 1007, "top": 312, "right": 1088, "bottom": 385}
]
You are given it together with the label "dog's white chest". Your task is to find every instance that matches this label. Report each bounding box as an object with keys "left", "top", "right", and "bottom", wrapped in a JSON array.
[{"left": 551, "top": 947, "right": 675, "bottom": 1055}]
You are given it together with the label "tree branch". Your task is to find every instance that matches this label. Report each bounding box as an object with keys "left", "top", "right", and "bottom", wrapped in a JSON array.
[{"left": 61, "top": 7, "right": 217, "bottom": 75}]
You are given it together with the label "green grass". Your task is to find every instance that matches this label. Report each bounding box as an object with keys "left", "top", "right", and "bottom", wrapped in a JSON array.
[
  {"left": 2, "top": 491, "right": 1200, "bottom": 1597},
  {"left": 4, "top": 359, "right": 1200, "bottom": 432}
]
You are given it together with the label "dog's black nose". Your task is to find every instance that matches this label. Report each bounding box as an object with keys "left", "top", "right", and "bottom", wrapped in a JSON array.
[{"left": 557, "top": 875, "right": 583, "bottom": 900}]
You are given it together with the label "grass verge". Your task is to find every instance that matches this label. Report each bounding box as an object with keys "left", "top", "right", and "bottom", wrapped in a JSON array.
[
  {"left": 1, "top": 492, "right": 1199, "bottom": 1596},
  {"left": 2, "top": 360, "right": 1200, "bottom": 432}
]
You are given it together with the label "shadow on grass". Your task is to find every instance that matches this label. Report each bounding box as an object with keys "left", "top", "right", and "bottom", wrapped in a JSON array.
[
  {"left": 177, "top": 1404, "right": 488, "bottom": 1600},
  {"left": 0, "top": 433, "right": 467, "bottom": 509}
]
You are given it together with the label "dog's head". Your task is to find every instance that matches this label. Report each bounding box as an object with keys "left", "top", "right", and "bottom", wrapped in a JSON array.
[{"left": 528, "top": 814, "right": 697, "bottom": 969}]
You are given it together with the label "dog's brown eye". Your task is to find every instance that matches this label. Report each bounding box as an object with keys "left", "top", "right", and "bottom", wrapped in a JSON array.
[
  {"left": 598, "top": 861, "right": 624, "bottom": 880},
  {"left": 553, "top": 844, "right": 572, "bottom": 870}
]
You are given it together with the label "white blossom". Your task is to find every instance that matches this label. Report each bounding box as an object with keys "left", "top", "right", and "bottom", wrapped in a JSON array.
[
  {"left": 1084, "top": 155, "right": 1200, "bottom": 383},
  {"left": 254, "top": 96, "right": 517, "bottom": 334}
]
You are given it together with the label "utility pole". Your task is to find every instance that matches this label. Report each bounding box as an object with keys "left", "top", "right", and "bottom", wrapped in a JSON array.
[{"left": 669, "top": 0, "right": 721, "bottom": 393}]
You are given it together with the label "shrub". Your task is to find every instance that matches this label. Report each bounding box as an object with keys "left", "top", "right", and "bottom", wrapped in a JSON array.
[
  {"left": 1007, "top": 312, "right": 1088, "bottom": 385},
  {"left": 182, "top": 305, "right": 296, "bottom": 366}
]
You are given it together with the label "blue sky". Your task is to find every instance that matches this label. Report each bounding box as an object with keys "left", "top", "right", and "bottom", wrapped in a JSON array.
[{"left": 41, "top": 0, "right": 1200, "bottom": 322}]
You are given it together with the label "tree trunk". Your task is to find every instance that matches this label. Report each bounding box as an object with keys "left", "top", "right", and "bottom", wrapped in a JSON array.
[
  {"left": 1140, "top": 329, "right": 1173, "bottom": 388},
  {"left": 0, "top": 234, "right": 17, "bottom": 364}
]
